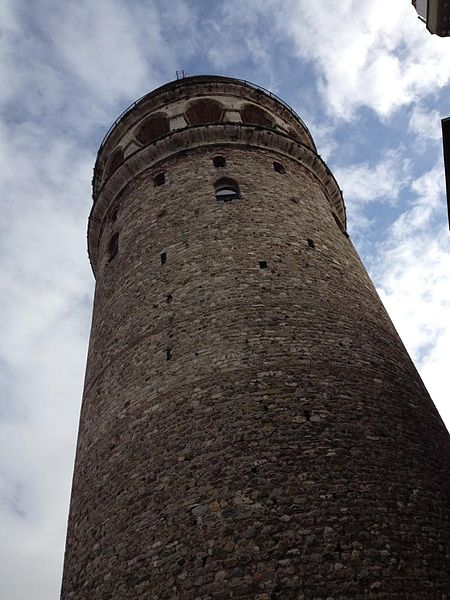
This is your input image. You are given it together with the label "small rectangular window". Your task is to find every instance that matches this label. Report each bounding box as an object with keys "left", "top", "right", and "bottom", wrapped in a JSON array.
[
  {"left": 161, "top": 252, "right": 167, "bottom": 265},
  {"left": 259, "top": 260, "right": 267, "bottom": 269},
  {"left": 213, "top": 156, "right": 226, "bottom": 168}
]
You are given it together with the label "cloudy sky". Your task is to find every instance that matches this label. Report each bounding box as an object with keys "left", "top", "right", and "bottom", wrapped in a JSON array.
[{"left": 1, "top": 1, "right": 449, "bottom": 598}]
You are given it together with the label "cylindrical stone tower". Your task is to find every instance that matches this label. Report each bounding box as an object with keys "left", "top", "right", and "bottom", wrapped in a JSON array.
[{"left": 62, "top": 76, "right": 450, "bottom": 599}]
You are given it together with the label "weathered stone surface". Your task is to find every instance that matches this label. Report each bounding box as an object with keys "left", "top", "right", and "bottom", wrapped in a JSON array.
[{"left": 61, "top": 76, "right": 450, "bottom": 599}]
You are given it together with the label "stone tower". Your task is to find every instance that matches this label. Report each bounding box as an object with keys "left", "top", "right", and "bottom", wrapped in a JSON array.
[{"left": 61, "top": 76, "right": 450, "bottom": 599}]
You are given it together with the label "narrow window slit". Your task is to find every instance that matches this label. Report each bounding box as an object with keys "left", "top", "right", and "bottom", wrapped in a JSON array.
[
  {"left": 154, "top": 172, "right": 165, "bottom": 187},
  {"left": 307, "top": 239, "right": 315, "bottom": 249},
  {"left": 166, "top": 348, "right": 172, "bottom": 361},
  {"left": 259, "top": 260, "right": 267, "bottom": 269},
  {"left": 167, "top": 293, "right": 172, "bottom": 303},
  {"left": 304, "top": 409, "right": 311, "bottom": 421},
  {"left": 161, "top": 252, "right": 167, "bottom": 265},
  {"left": 108, "top": 232, "right": 119, "bottom": 262}
]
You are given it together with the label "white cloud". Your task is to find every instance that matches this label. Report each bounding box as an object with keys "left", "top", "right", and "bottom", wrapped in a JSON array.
[
  {"left": 333, "top": 149, "right": 412, "bottom": 237},
  {"left": 376, "top": 230, "right": 450, "bottom": 428},
  {"left": 47, "top": 0, "right": 156, "bottom": 103},
  {"left": 336, "top": 150, "right": 411, "bottom": 205},
  {"left": 0, "top": 115, "right": 94, "bottom": 599},
  {"left": 391, "top": 161, "right": 444, "bottom": 235},
  {"left": 408, "top": 104, "right": 443, "bottom": 144},
  {"left": 276, "top": 0, "right": 450, "bottom": 119}
]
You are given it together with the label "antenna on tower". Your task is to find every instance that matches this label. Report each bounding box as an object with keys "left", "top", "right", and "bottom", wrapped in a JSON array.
[{"left": 176, "top": 69, "right": 189, "bottom": 80}]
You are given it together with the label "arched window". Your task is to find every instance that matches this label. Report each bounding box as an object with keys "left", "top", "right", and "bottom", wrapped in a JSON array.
[
  {"left": 135, "top": 113, "right": 170, "bottom": 145},
  {"left": 108, "top": 232, "right": 119, "bottom": 262},
  {"left": 154, "top": 172, "right": 165, "bottom": 187},
  {"left": 105, "top": 147, "right": 124, "bottom": 181},
  {"left": 185, "top": 99, "right": 224, "bottom": 125},
  {"left": 273, "top": 161, "right": 285, "bottom": 174},
  {"left": 240, "top": 104, "right": 274, "bottom": 128},
  {"left": 214, "top": 177, "right": 240, "bottom": 202}
]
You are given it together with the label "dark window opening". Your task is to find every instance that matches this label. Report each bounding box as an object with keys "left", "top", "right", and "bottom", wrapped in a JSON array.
[
  {"left": 214, "top": 177, "right": 240, "bottom": 202},
  {"left": 185, "top": 99, "right": 224, "bottom": 125},
  {"left": 304, "top": 409, "right": 311, "bottom": 421},
  {"left": 110, "top": 208, "right": 118, "bottom": 222},
  {"left": 154, "top": 172, "right": 165, "bottom": 187},
  {"left": 216, "top": 187, "right": 239, "bottom": 201},
  {"left": 167, "top": 293, "right": 173, "bottom": 303},
  {"left": 241, "top": 104, "right": 274, "bottom": 128},
  {"left": 307, "top": 239, "right": 315, "bottom": 249},
  {"left": 135, "top": 113, "right": 170, "bottom": 145},
  {"left": 273, "top": 161, "right": 285, "bottom": 174},
  {"left": 213, "top": 155, "right": 226, "bottom": 168},
  {"left": 108, "top": 232, "right": 119, "bottom": 262},
  {"left": 105, "top": 147, "right": 124, "bottom": 180},
  {"left": 166, "top": 348, "right": 172, "bottom": 361},
  {"left": 160, "top": 252, "right": 167, "bottom": 265},
  {"left": 259, "top": 260, "right": 267, "bottom": 269}
]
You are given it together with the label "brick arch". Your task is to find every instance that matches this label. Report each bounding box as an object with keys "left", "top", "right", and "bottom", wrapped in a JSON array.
[
  {"left": 104, "top": 147, "right": 124, "bottom": 181},
  {"left": 185, "top": 98, "right": 224, "bottom": 125},
  {"left": 240, "top": 104, "right": 274, "bottom": 128},
  {"left": 135, "top": 113, "right": 170, "bottom": 145}
]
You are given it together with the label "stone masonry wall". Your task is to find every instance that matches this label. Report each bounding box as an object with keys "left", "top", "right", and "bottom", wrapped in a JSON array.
[{"left": 62, "top": 84, "right": 450, "bottom": 600}]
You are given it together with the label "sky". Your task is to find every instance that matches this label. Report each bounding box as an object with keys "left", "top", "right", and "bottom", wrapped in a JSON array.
[{"left": 1, "top": 1, "right": 449, "bottom": 598}]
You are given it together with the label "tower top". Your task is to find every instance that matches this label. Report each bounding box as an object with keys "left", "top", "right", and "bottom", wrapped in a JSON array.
[
  {"left": 95, "top": 76, "right": 316, "bottom": 165},
  {"left": 88, "top": 76, "right": 345, "bottom": 274}
]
